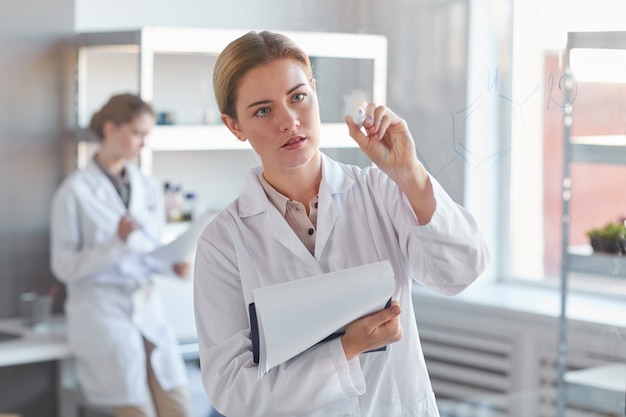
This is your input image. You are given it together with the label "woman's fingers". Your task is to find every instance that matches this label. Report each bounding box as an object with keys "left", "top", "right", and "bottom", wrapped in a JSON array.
[
  {"left": 173, "top": 261, "right": 191, "bottom": 278},
  {"left": 341, "top": 300, "right": 403, "bottom": 360},
  {"left": 118, "top": 214, "right": 138, "bottom": 242},
  {"left": 347, "top": 101, "right": 398, "bottom": 144}
]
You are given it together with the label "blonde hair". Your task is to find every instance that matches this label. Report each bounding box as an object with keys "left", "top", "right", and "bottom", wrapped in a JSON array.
[
  {"left": 89, "top": 93, "right": 154, "bottom": 141},
  {"left": 213, "top": 31, "right": 313, "bottom": 119}
]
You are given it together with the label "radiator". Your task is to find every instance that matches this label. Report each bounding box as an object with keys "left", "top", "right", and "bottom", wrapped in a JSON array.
[
  {"left": 418, "top": 321, "right": 515, "bottom": 417},
  {"left": 417, "top": 320, "right": 622, "bottom": 417}
]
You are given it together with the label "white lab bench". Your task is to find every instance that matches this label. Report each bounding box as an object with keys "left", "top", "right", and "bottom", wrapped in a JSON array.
[
  {"left": 0, "top": 316, "right": 70, "bottom": 368},
  {"left": 0, "top": 315, "right": 205, "bottom": 417},
  {"left": 0, "top": 316, "right": 74, "bottom": 416}
]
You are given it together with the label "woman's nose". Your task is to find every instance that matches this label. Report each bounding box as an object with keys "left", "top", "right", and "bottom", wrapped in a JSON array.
[{"left": 278, "top": 107, "right": 300, "bottom": 132}]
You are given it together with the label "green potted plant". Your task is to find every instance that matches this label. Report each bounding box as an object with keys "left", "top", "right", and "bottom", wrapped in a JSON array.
[{"left": 586, "top": 218, "right": 626, "bottom": 255}]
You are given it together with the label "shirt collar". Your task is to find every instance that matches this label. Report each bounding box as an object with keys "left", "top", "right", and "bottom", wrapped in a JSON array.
[
  {"left": 93, "top": 154, "right": 129, "bottom": 185},
  {"left": 238, "top": 152, "right": 356, "bottom": 218},
  {"left": 258, "top": 172, "right": 290, "bottom": 217}
]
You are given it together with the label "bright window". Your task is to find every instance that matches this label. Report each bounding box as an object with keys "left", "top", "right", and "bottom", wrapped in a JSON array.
[{"left": 463, "top": 0, "right": 626, "bottom": 294}]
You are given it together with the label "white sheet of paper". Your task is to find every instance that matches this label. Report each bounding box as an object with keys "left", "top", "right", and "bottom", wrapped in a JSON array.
[
  {"left": 150, "top": 210, "right": 216, "bottom": 265},
  {"left": 252, "top": 260, "right": 396, "bottom": 377}
]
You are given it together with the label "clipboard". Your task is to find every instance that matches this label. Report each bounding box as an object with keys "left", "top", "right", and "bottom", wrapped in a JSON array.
[
  {"left": 246, "top": 260, "right": 396, "bottom": 377},
  {"left": 249, "top": 298, "right": 391, "bottom": 364}
]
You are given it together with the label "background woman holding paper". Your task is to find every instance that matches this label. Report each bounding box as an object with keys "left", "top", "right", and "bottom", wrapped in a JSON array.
[
  {"left": 50, "top": 93, "right": 192, "bottom": 417},
  {"left": 194, "top": 31, "right": 489, "bottom": 417}
]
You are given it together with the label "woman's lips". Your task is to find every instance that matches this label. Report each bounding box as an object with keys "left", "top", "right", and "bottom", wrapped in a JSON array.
[{"left": 281, "top": 136, "right": 306, "bottom": 149}]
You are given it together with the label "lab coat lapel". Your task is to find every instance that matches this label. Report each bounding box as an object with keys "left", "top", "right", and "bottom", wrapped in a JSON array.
[
  {"left": 126, "top": 164, "right": 149, "bottom": 218},
  {"left": 85, "top": 160, "right": 127, "bottom": 215},
  {"left": 239, "top": 168, "right": 318, "bottom": 268},
  {"left": 314, "top": 187, "right": 338, "bottom": 260},
  {"left": 314, "top": 154, "right": 354, "bottom": 258},
  {"left": 265, "top": 206, "right": 314, "bottom": 265}
]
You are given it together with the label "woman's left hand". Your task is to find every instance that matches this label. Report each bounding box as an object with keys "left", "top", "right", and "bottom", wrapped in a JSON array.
[
  {"left": 345, "top": 102, "right": 423, "bottom": 185},
  {"left": 172, "top": 261, "right": 191, "bottom": 278}
]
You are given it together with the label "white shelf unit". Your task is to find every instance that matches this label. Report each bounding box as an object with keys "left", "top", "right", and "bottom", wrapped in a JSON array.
[{"left": 558, "top": 31, "right": 626, "bottom": 417}]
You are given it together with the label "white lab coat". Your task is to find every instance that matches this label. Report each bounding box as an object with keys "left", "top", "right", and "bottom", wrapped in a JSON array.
[
  {"left": 50, "top": 159, "right": 188, "bottom": 406},
  {"left": 194, "top": 153, "right": 489, "bottom": 417}
]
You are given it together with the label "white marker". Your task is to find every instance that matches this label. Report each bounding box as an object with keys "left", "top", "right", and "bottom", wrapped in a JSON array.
[{"left": 352, "top": 106, "right": 367, "bottom": 126}]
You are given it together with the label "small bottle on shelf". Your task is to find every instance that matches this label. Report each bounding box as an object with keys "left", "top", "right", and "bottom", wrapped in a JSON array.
[
  {"left": 164, "top": 182, "right": 183, "bottom": 222},
  {"left": 182, "top": 192, "right": 197, "bottom": 221}
]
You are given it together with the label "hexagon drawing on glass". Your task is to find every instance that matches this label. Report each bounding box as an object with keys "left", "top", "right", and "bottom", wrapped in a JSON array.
[
  {"left": 449, "top": 68, "right": 539, "bottom": 171},
  {"left": 413, "top": 68, "right": 579, "bottom": 178}
]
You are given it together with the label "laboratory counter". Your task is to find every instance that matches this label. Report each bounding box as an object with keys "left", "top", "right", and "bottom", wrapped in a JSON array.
[
  {"left": 0, "top": 316, "right": 70, "bottom": 367},
  {"left": 0, "top": 315, "right": 205, "bottom": 417}
]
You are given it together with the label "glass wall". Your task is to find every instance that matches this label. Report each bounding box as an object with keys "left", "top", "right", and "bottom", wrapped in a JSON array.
[{"left": 506, "top": 0, "right": 626, "bottom": 297}]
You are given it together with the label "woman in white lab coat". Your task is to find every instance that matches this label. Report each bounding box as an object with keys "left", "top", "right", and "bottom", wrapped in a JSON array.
[
  {"left": 50, "top": 94, "right": 191, "bottom": 417},
  {"left": 193, "top": 31, "right": 490, "bottom": 417}
]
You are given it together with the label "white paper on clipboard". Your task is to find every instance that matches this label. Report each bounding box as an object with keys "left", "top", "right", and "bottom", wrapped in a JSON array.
[
  {"left": 150, "top": 210, "right": 216, "bottom": 264},
  {"left": 251, "top": 260, "right": 396, "bottom": 377}
]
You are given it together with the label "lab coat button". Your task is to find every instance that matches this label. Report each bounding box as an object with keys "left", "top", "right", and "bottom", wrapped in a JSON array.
[{"left": 308, "top": 228, "right": 314, "bottom": 235}]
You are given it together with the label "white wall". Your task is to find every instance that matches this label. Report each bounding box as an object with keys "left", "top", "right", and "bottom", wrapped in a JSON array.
[
  {"left": 75, "top": 0, "right": 294, "bottom": 32},
  {"left": 0, "top": 1, "right": 76, "bottom": 414},
  {"left": 0, "top": 0, "right": 75, "bottom": 315}
]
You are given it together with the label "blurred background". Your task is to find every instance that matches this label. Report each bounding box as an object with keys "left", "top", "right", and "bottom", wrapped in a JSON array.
[{"left": 1, "top": 0, "right": 625, "bottom": 416}]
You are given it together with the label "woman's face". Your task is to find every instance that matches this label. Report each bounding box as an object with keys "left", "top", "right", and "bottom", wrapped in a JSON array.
[
  {"left": 223, "top": 59, "right": 321, "bottom": 176},
  {"left": 102, "top": 112, "right": 154, "bottom": 160}
]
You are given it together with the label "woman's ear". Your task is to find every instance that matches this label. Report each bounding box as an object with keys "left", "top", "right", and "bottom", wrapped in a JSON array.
[
  {"left": 102, "top": 120, "right": 116, "bottom": 140},
  {"left": 221, "top": 114, "right": 246, "bottom": 142}
]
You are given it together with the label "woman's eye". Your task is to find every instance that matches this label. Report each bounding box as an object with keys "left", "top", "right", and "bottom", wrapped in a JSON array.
[
  {"left": 254, "top": 107, "right": 270, "bottom": 117},
  {"left": 292, "top": 93, "right": 305, "bottom": 103}
]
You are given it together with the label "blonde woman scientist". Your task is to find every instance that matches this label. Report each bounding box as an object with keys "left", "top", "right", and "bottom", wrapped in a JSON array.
[
  {"left": 50, "top": 94, "right": 191, "bottom": 417},
  {"left": 193, "top": 31, "right": 489, "bottom": 417}
]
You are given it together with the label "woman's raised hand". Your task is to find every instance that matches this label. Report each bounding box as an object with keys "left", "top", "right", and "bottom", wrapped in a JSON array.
[{"left": 345, "top": 102, "right": 422, "bottom": 185}]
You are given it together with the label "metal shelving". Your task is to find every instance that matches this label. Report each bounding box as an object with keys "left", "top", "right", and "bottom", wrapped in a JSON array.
[
  {"left": 564, "top": 364, "right": 626, "bottom": 415},
  {"left": 565, "top": 247, "right": 626, "bottom": 279},
  {"left": 570, "top": 135, "right": 626, "bottom": 164},
  {"left": 558, "top": 31, "right": 626, "bottom": 417}
]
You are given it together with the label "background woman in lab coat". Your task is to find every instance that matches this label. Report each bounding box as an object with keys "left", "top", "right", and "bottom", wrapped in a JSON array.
[
  {"left": 194, "top": 31, "right": 490, "bottom": 417},
  {"left": 50, "top": 93, "right": 191, "bottom": 417}
]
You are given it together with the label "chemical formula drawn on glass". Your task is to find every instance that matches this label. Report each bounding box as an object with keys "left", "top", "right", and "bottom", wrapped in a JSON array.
[
  {"left": 415, "top": 67, "right": 578, "bottom": 178},
  {"left": 546, "top": 72, "right": 578, "bottom": 111}
]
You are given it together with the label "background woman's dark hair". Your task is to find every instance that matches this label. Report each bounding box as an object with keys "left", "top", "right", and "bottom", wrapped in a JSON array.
[{"left": 88, "top": 93, "right": 155, "bottom": 141}]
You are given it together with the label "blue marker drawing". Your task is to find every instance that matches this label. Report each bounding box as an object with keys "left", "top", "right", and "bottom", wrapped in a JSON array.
[
  {"left": 546, "top": 73, "right": 578, "bottom": 111},
  {"left": 417, "top": 67, "right": 577, "bottom": 178}
]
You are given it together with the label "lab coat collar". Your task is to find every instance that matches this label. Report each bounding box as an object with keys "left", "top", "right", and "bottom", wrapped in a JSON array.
[
  {"left": 237, "top": 152, "right": 355, "bottom": 218},
  {"left": 237, "top": 152, "right": 357, "bottom": 261},
  {"left": 318, "top": 152, "right": 356, "bottom": 196}
]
